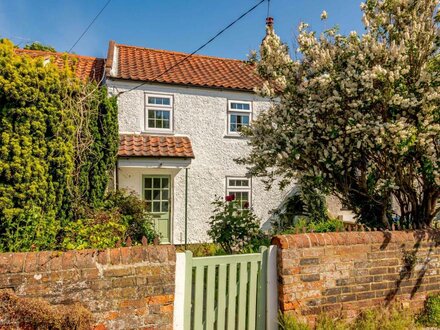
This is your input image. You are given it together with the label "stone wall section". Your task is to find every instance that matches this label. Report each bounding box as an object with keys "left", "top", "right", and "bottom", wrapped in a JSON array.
[
  {"left": 0, "top": 245, "right": 176, "bottom": 329},
  {"left": 272, "top": 230, "right": 440, "bottom": 323}
]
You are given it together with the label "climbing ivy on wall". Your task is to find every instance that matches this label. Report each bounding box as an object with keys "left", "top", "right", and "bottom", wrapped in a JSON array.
[{"left": 74, "top": 85, "right": 119, "bottom": 209}]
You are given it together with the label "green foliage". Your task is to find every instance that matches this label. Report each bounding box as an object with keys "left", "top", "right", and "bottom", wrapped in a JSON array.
[
  {"left": 103, "top": 190, "right": 158, "bottom": 244},
  {"left": 176, "top": 243, "right": 226, "bottom": 257},
  {"left": 23, "top": 42, "right": 56, "bottom": 52},
  {"left": 0, "top": 39, "right": 75, "bottom": 252},
  {"left": 0, "top": 206, "right": 59, "bottom": 252},
  {"left": 278, "top": 312, "right": 310, "bottom": 330},
  {"left": 273, "top": 178, "right": 330, "bottom": 232},
  {"left": 353, "top": 307, "right": 420, "bottom": 330},
  {"left": 61, "top": 190, "right": 159, "bottom": 250},
  {"left": 278, "top": 307, "right": 420, "bottom": 330},
  {"left": 207, "top": 196, "right": 262, "bottom": 254},
  {"left": 61, "top": 211, "right": 126, "bottom": 250},
  {"left": 280, "top": 217, "right": 344, "bottom": 234},
  {"left": 418, "top": 294, "right": 440, "bottom": 327},
  {"left": 0, "top": 39, "right": 121, "bottom": 252},
  {"left": 75, "top": 86, "right": 119, "bottom": 208}
]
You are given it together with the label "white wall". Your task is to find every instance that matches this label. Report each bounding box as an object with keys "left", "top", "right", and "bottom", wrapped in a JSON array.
[{"left": 110, "top": 80, "right": 291, "bottom": 244}]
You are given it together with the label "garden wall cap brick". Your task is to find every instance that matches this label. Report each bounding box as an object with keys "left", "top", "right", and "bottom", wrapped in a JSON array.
[
  {"left": 107, "top": 42, "right": 263, "bottom": 91},
  {"left": 272, "top": 230, "right": 440, "bottom": 249},
  {"left": 15, "top": 48, "right": 105, "bottom": 82},
  {"left": 118, "top": 134, "right": 194, "bottom": 158},
  {"left": 0, "top": 245, "right": 176, "bottom": 273}
]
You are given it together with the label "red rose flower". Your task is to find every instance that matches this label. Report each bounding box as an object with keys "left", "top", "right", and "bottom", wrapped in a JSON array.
[{"left": 225, "top": 194, "right": 235, "bottom": 202}]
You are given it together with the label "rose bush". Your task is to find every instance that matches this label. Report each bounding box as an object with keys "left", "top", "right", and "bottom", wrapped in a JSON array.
[{"left": 207, "top": 195, "right": 262, "bottom": 254}]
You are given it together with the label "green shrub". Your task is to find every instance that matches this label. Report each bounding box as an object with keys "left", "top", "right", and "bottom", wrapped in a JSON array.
[
  {"left": 278, "top": 312, "right": 310, "bottom": 330},
  {"left": 61, "top": 190, "right": 159, "bottom": 250},
  {"left": 278, "top": 306, "right": 420, "bottom": 330},
  {"left": 281, "top": 217, "right": 344, "bottom": 235},
  {"left": 0, "top": 40, "right": 75, "bottom": 252},
  {"left": 353, "top": 307, "right": 420, "bottom": 330},
  {"left": 104, "top": 190, "right": 158, "bottom": 244},
  {"left": 61, "top": 210, "right": 126, "bottom": 250},
  {"left": 176, "top": 243, "right": 226, "bottom": 257},
  {"left": 418, "top": 294, "right": 440, "bottom": 327},
  {"left": 0, "top": 206, "right": 59, "bottom": 252},
  {"left": 207, "top": 195, "right": 261, "bottom": 254}
]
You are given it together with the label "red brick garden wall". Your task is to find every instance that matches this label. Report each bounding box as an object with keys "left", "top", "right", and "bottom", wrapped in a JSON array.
[
  {"left": 0, "top": 245, "right": 176, "bottom": 329},
  {"left": 272, "top": 230, "right": 440, "bottom": 323}
]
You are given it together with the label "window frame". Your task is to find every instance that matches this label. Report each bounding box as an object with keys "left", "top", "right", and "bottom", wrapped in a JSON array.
[
  {"left": 144, "top": 93, "right": 174, "bottom": 133},
  {"left": 227, "top": 100, "right": 252, "bottom": 136},
  {"left": 225, "top": 176, "right": 252, "bottom": 208}
]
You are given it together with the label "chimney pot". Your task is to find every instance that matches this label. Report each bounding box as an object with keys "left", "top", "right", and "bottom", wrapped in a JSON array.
[{"left": 266, "top": 17, "right": 274, "bottom": 27}]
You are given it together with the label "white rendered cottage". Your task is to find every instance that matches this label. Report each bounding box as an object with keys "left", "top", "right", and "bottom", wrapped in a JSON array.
[{"left": 104, "top": 40, "right": 296, "bottom": 244}]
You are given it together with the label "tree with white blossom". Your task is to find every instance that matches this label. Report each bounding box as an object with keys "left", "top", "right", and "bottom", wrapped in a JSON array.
[{"left": 240, "top": 0, "right": 440, "bottom": 228}]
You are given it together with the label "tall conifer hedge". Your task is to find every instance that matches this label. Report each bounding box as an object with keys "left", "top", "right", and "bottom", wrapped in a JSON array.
[{"left": 0, "top": 39, "right": 119, "bottom": 251}]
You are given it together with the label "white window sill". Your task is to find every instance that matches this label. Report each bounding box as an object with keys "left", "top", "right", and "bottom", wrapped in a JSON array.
[
  {"left": 142, "top": 130, "right": 174, "bottom": 135},
  {"left": 223, "top": 134, "right": 248, "bottom": 139}
]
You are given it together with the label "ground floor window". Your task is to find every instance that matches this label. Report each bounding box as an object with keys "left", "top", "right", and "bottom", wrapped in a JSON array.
[{"left": 226, "top": 177, "right": 251, "bottom": 209}]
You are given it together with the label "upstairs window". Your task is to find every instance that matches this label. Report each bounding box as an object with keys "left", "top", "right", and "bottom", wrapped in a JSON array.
[
  {"left": 145, "top": 93, "right": 173, "bottom": 131},
  {"left": 226, "top": 177, "right": 251, "bottom": 209},
  {"left": 227, "top": 100, "right": 252, "bottom": 135}
]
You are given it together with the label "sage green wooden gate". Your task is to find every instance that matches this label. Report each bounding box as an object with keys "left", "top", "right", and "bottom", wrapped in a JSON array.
[{"left": 182, "top": 247, "right": 270, "bottom": 330}]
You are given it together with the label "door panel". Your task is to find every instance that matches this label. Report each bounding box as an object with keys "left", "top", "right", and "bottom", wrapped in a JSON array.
[{"left": 143, "top": 175, "right": 171, "bottom": 243}]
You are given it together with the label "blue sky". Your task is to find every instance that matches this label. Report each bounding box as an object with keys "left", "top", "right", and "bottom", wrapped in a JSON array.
[{"left": 0, "top": 0, "right": 364, "bottom": 60}]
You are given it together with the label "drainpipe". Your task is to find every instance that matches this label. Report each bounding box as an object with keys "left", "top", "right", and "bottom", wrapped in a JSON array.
[
  {"left": 185, "top": 167, "right": 188, "bottom": 250},
  {"left": 115, "top": 159, "right": 119, "bottom": 190}
]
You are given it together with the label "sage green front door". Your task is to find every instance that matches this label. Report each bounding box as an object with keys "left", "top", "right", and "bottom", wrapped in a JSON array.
[{"left": 143, "top": 175, "right": 171, "bottom": 243}]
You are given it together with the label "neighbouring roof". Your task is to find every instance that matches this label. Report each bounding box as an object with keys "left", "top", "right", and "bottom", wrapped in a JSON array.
[
  {"left": 106, "top": 41, "right": 263, "bottom": 91},
  {"left": 15, "top": 49, "right": 105, "bottom": 82},
  {"left": 118, "top": 134, "right": 194, "bottom": 158}
]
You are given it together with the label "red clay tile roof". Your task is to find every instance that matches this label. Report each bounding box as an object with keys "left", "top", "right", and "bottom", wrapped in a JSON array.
[
  {"left": 108, "top": 42, "right": 263, "bottom": 91},
  {"left": 118, "top": 134, "right": 194, "bottom": 158},
  {"left": 15, "top": 49, "right": 105, "bottom": 82}
]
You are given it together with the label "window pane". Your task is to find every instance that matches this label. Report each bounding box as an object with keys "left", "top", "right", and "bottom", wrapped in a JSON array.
[
  {"left": 162, "top": 111, "right": 170, "bottom": 120},
  {"left": 230, "top": 115, "right": 237, "bottom": 124},
  {"left": 163, "top": 120, "right": 170, "bottom": 129},
  {"left": 145, "top": 190, "right": 152, "bottom": 201},
  {"left": 162, "top": 178, "right": 169, "bottom": 188},
  {"left": 148, "top": 96, "right": 171, "bottom": 105},
  {"left": 145, "top": 178, "right": 152, "bottom": 188},
  {"left": 162, "top": 201, "right": 169, "bottom": 212},
  {"left": 228, "top": 179, "right": 250, "bottom": 187},
  {"left": 153, "top": 190, "right": 161, "bottom": 201},
  {"left": 153, "top": 202, "right": 161, "bottom": 212},
  {"left": 148, "top": 110, "right": 156, "bottom": 119},
  {"left": 148, "top": 119, "right": 155, "bottom": 128},
  {"left": 153, "top": 178, "right": 161, "bottom": 188},
  {"left": 242, "top": 116, "right": 250, "bottom": 125},
  {"left": 230, "top": 102, "right": 250, "bottom": 110},
  {"left": 162, "top": 190, "right": 168, "bottom": 200}
]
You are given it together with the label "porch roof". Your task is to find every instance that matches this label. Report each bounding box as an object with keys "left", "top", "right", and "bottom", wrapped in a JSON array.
[{"left": 118, "top": 134, "right": 194, "bottom": 158}]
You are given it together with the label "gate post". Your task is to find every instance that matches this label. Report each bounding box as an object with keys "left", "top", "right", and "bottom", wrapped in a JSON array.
[
  {"left": 267, "top": 245, "right": 279, "bottom": 330},
  {"left": 173, "top": 252, "right": 187, "bottom": 330}
]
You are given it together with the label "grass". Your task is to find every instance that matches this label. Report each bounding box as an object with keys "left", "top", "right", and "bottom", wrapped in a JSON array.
[{"left": 279, "top": 306, "right": 422, "bottom": 330}]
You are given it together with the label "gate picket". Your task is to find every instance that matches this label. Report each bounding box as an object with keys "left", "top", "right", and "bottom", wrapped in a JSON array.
[{"left": 178, "top": 246, "right": 277, "bottom": 330}]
